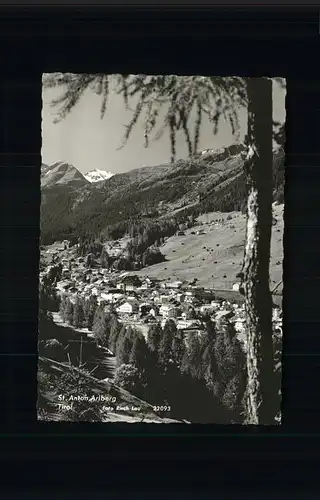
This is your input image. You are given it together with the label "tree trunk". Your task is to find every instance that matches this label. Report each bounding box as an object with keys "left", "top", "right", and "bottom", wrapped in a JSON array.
[{"left": 241, "top": 78, "right": 277, "bottom": 425}]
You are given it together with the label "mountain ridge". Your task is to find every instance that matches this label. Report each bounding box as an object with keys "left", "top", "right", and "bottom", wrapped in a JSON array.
[
  {"left": 40, "top": 144, "right": 285, "bottom": 245},
  {"left": 83, "top": 169, "right": 114, "bottom": 183},
  {"left": 41, "top": 161, "right": 89, "bottom": 189}
]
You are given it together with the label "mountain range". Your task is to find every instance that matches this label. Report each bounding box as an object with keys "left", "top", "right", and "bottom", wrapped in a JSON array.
[
  {"left": 40, "top": 144, "right": 285, "bottom": 245},
  {"left": 83, "top": 169, "right": 114, "bottom": 183},
  {"left": 41, "top": 163, "right": 114, "bottom": 188}
]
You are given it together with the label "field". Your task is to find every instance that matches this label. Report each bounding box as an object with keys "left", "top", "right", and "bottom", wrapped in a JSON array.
[{"left": 127, "top": 204, "right": 284, "bottom": 292}]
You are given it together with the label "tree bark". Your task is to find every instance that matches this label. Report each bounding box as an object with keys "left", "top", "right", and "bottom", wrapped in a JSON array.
[{"left": 241, "top": 78, "right": 277, "bottom": 425}]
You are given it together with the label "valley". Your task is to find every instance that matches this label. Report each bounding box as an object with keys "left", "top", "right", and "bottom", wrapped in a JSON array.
[{"left": 39, "top": 143, "right": 284, "bottom": 423}]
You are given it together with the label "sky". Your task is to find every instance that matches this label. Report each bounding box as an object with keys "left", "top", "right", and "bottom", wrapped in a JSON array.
[{"left": 42, "top": 76, "right": 286, "bottom": 175}]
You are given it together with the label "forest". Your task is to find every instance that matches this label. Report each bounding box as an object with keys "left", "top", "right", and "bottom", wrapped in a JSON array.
[{"left": 40, "top": 288, "right": 247, "bottom": 423}]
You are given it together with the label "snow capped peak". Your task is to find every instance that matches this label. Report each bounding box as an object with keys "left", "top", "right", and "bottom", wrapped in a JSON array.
[{"left": 83, "top": 169, "right": 114, "bottom": 183}]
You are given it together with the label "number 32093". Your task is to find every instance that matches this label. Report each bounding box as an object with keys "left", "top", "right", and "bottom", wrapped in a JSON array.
[{"left": 153, "top": 406, "right": 171, "bottom": 412}]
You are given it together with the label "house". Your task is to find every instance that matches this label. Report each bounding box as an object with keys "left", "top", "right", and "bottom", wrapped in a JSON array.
[
  {"left": 215, "top": 310, "right": 234, "bottom": 321},
  {"left": 160, "top": 294, "right": 169, "bottom": 304},
  {"left": 201, "top": 148, "right": 214, "bottom": 156},
  {"left": 200, "top": 304, "right": 214, "bottom": 315},
  {"left": 159, "top": 304, "right": 179, "bottom": 319},
  {"left": 116, "top": 300, "right": 139, "bottom": 315},
  {"left": 118, "top": 275, "right": 142, "bottom": 292},
  {"left": 221, "top": 301, "right": 232, "bottom": 310},
  {"left": 176, "top": 319, "right": 201, "bottom": 330},
  {"left": 210, "top": 300, "right": 221, "bottom": 310},
  {"left": 141, "top": 277, "right": 153, "bottom": 288},
  {"left": 232, "top": 283, "right": 241, "bottom": 292},
  {"left": 166, "top": 280, "right": 183, "bottom": 289},
  {"left": 101, "top": 291, "right": 125, "bottom": 303},
  {"left": 148, "top": 277, "right": 161, "bottom": 287},
  {"left": 140, "top": 278, "right": 158, "bottom": 290},
  {"left": 176, "top": 293, "right": 185, "bottom": 303},
  {"left": 100, "top": 292, "right": 112, "bottom": 302},
  {"left": 140, "top": 282, "right": 149, "bottom": 290},
  {"left": 184, "top": 291, "right": 195, "bottom": 304}
]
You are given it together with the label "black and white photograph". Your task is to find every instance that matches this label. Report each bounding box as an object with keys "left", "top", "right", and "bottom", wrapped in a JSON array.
[{"left": 38, "top": 74, "right": 285, "bottom": 424}]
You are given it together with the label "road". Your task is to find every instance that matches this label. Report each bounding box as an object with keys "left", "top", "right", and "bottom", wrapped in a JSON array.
[
  {"left": 48, "top": 312, "right": 117, "bottom": 381},
  {"left": 85, "top": 352, "right": 117, "bottom": 381}
]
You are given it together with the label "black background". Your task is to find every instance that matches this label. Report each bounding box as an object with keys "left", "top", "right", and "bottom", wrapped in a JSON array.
[{"left": 0, "top": 4, "right": 320, "bottom": 493}]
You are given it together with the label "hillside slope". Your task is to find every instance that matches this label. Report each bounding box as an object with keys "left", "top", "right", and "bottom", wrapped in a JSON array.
[
  {"left": 38, "top": 357, "right": 185, "bottom": 423},
  {"left": 40, "top": 145, "right": 285, "bottom": 245},
  {"left": 126, "top": 203, "right": 284, "bottom": 291}
]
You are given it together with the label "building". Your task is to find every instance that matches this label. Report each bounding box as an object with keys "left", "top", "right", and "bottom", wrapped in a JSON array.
[
  {"left": 101, "top": 291, "right": 124, "bottom": 303},
  {"left": 200, "top": 304, "right": 214, "bottom": 315},
  {"left": 176, "top": 319, "right": 201, "bottom": 330},
  {"left": 118, "top": 275, "right": 142, "bottom": 292},
  {"left": 184, "top": 291, "right": 195, "bottom": 304},
  {"left": 148, "top": 277, "right": 161, "bottom": 287},
  {"left": 176, "top": 293, "right": 185, "bottom": 303},
  {"left": 116, "top": 300, "right": 140, "bottom": 315},
  {"left": 201, "top": 148, "right": 214, "bottom": 156},
  {"left": 166, "top": 280, "right": 183, "bottom": 290},
  {"left": 210, "top": 300, "right": 221, "bottom": 310},
  {"left": 160, "top": 294, "right": 169, "bottom": 304},
  {"left": 140, "top": 282, "right": 149, "bottom": 290},
  {"left": 159, "top": 304, "right": 179, "bottom": 319},
  {"left": 232, "top": 283, "right": 241, "bottom": 292},
  {"left": 215, "top": 310, "right": 234, "bottom": 322}
]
